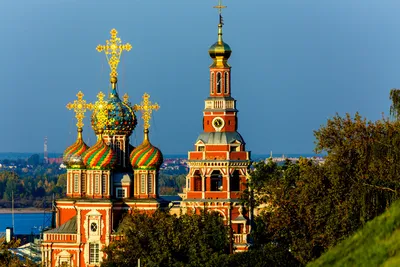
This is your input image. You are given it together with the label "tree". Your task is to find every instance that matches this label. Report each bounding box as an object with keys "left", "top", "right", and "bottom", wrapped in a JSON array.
[
  {"left": 245, "top": 113, "right": 400, "bottom": 265},
  {"left": 102, "top": 210, "right": 230, "bottom": 267},
  {"left": 390, "top": 88, "right": 400, "bottom": 121}
]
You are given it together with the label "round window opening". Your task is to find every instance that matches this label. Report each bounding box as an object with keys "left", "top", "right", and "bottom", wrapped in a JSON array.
[{"left": 91, "top": 222, "right": 98, "bottom": 232}]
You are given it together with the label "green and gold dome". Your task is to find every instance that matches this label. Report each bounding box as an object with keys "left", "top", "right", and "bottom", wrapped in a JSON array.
[
  {"left": 130, "top": 129, "right": 163, "bottom": 170},
  {"left": 91, "top": 90, "right": 137, "bottom": 136},
  {"left": 63, "top": 129, "right": 89, "bottom": 169},
  {"left": 82, "top": 138, "right": 118, "bottom": 170},
  {"left": 208, "top": 23, "right": 231, "bottom": 61}
]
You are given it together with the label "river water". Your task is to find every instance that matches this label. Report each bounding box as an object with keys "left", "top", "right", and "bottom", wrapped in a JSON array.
[{"left": 0, "top": 213, "right": 51, "bottom": 235}]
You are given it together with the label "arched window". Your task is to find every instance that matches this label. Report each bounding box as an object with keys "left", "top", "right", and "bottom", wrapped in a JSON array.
[
  {"left": 194, "top": 171, "right": 202, "bottom": 191},
  {"left": 211, "top": 73, "right": 215, "bottom": 94},
  {"left": 224, "top": 72, "right": 229, "bottom": 94},
  {"left": 230, "top": 170, "right": 240, "bottom": 191},
  {"left": 210, "top": 170, "right": 223, "bottom": 191},
  {"left": 217, "top": 72, "right": 222, "bottom": 94}
]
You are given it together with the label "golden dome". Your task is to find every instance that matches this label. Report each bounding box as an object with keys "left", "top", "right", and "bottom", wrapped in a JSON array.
[{"left": 208, "top": 24, "right": 231, "bottom": 68}]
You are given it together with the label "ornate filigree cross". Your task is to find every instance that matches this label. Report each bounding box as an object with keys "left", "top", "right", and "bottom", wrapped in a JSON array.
[
  {"left": 93, "top": 91, "right": 113, "bottom": 131},
  {"left": 96, "top": 29, "right": 132, "bottom": 79},
  {"left": 133, "top": 93, "right": 160, "bottom": 130},
  {"left": 123, "top": 93, "right": 130, "bottom": 105},
  {"left": 66, "top": 91, "right": 93, "bottom": 129}
]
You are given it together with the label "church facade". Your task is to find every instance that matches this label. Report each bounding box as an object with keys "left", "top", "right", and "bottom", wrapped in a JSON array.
[
  {"left": 41, "top": 5, "right": 252, "bottom": 267},
  {"left": 40, "top": 29, "right": 165, "bottom": 267}
]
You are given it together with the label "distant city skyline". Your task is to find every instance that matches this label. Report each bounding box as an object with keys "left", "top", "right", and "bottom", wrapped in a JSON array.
[{"left": 0, "top": 1, "right": 396, "bottom": 154}]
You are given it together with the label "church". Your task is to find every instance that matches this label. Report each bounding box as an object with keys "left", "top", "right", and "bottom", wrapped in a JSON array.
[{"left": 41, "top": 3, "right": 252, "bottom": 266}]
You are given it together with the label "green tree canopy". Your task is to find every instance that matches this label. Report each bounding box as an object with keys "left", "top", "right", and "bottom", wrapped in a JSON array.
[
  {"left": 102, "top": 210, "right": 230, "bottom": 267},
  {"left": 245, "top": 113, "right": 400, "bottom": 264}
]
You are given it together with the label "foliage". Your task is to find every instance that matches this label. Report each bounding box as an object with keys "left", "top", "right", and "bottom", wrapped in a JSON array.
[
  {"left": 101, "top": 210, "right": 230, "bottom": 267},
  {"left": 0, "top": 161, "right": 66, "bottom": 208},
  {"left": 308, "top": 198, "right": 400, "bottom": 267},
  {"left": 390, "top": 88, "right": 400, "bottom": 121},
  {"left": 245, "top": 113, "right": 400, "bottom": 264},
  {"left": 158, "top": 173, "right": 186, "bottom": 195},
  {"left": 0, "top": 239, "right": 38, "bottom": 267}
]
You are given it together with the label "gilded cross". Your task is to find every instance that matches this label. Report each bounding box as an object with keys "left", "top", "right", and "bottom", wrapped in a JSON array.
[
  {"left": 66, "top": 91, "right": 93, "bottom": 129},
  {"left": 133, "top": 93, "right": 160, "bottom": 130},
  {"left": 93, "top": 91, "right": 113, "bottom": 131},
  {"left": 96, "top": 29, "right": 132, "bottom": 79},
  {"left": 214, "top": 0, "right": 227, "bottom": 24},
  {"left": 123, "top": 93, "right": 130, "bottom": 105}
]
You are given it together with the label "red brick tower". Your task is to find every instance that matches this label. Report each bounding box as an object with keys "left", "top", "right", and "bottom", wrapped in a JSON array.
[{"left": 181, "top": 5, "right": 252, "bottom": 252}]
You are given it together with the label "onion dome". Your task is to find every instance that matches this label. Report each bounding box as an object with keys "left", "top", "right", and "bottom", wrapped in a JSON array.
[
  {"left": 91, "top": 88, "right": 137, "bottom": 136},
  {"left": 130, "top": 129, "right": 163, "bottom": 170},
  {"left": 63, "top": 129, "right": 89, "bottom": 169},
  {"left": 82, "top": 137, "right": 118, "bottom": 170},
  {"left": 208, "top": 23, "right": 231, "bottom": 67}
]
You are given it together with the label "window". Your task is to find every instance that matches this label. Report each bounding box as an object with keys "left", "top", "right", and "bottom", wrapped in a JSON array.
[
  {"left": 74, "top": 174, "right": 79, "bottom": 193},
  {"left": 194, "top": 175, "right": 202, "bottom": 191},
  {"left": 116, "top": 188, "right": 126, "bottom": 198},
  {"left": 116, "top": 140, "right": 122, "bottom": 165},
  {"left": 90, "top": 222, "right": 98, "bottom": 232},
  {"left": 141, "top": 174, "right": 146, "bottom": 193},
  {"left": 211, "top": 72, "right": 215, "bottom": 94},
  {"left": 224, "top": 72, "right": 229, "bottom": 94},
  {"left": 89, "top": 243, "right": 100, "bottom": 264},
  {"left": 210, "top": 170, "right": 223, "bottom": 191},
  {"left": 95, "top": 174, "right": 99, "bottom": 194},
  {"left": 216, "top": 72, "right": 222, "bottom": 93},
  {"left": 230, "top": 146, "right": 239, "bottom": 152},
  {"left": 102, "top": 174, "right": 107, "bottom": 195},
  {"left": 197, "top": 146, "right": 205, "bottom": 151},
  {"left": 148, "top": 174, "right": 153, "bottom": 194},
  {"left": 230, "top": 170, "right": 240, "bottom": 191}
]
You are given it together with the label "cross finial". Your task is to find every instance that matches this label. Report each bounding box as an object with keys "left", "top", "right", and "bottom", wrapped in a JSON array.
[
  {"left": 123, "top": 93, "right": 130, "bottom": 105},
  {"left": 96, "top": 29, "right": 132, "bottom": 88},
  {"left": 92, "top": 91, "right": 113, "bottom": 133},
  {"left": 66, "top": 91, "right": 93, "bottom": 129},
  {"left": 133, "top": 93, "right": 160, "bottom": 130},
  {"left": 214, "top": 0, "right": 227, "bottom": 24}
]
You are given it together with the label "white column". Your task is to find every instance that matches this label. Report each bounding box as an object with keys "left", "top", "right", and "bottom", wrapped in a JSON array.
[{"left": 202, "top": 175, "right": 205, "bottom": 199}]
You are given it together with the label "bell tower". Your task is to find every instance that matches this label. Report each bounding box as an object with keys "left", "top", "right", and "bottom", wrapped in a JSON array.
[{"left": 182, "top": 1, "right": 252, "bottom": 252}]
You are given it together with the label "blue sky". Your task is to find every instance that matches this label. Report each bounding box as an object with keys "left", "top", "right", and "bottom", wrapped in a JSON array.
[{"left": 0, "top": 0, "right": 397, "bottom": 155}]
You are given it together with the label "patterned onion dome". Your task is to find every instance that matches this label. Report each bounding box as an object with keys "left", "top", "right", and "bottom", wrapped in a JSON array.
[
  {"left": 91, "top": 90, "right": 137, "bottom": 136},
  {"left": 63, "top": 130, "right": 89, "bottom": 168},
  {"left": 82, "top": 139, "right": 118, "bottom": 169},
  {"left": 130, "top": 130, "right": 163, "bottom": 170}
]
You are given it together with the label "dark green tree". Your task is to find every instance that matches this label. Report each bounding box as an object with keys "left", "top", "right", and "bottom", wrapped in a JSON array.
[{"left": 102, "top": 210, "right": 229, "bottom": 267}]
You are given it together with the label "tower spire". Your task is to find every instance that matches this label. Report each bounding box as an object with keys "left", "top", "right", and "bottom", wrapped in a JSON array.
[{"left": 96, "top": 29, "right": 132, "bottom": 90}]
